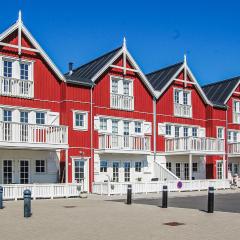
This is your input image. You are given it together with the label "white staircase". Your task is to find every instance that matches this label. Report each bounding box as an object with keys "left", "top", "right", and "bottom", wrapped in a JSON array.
[{"left": 153, "top": 161, "right": 179, "bottom": 181}]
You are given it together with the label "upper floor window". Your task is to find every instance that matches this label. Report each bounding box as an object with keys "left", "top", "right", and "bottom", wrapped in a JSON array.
[
  {"left": 175, "top": 126, "right": 180, "bottom": 138},
  {"left": 217, "top": 127, "right": 224, "bottom": 139},
  {"left": 20, "top": 111, "right": 29, "bottom": 123},
  {"left": 174, "top": 88, "right": 192, "bottom": 118},
  {"left": 73, "top": 111, "right": 88, "bottom": 130},
  {"left": 20, "top": 63, "right": 29, "bottom": 80},
  {"left": 183, "top": 127, "right": 188, "bottom": 137},
  {"left": 110, "top": 76, "right": 134, "bottom": 111},
  {"left": 233, "top": 100, "right": 240, "bottom": 124},
  {"left": 36, "top": 112, "right": 45, "bottom": 125},
  {"left": 35, "top": 160, "right": 46, "bottom": 173},
  {"left": 228, "top": 130, "right": 238, "bottom": 142},
  {"left": 100, "top": 160, "right": 107, "bottom": 172},
  {"left": 124, "top": 121, "right": 130, "bottom": 135},
  {"left": 135, "top": 121, "right": 142, "bottom": 134},
  {"left": 166, "top": 124, "right": 172, "bottom": 136},
  {"left": 4, "top": 61, "right": 13, "bottom": 77},
  {"left": 112, "top": 120, "right": 118, "bottom": 134},
  {"left": 100, "top": 118, "right": 107, "bottom": 131},
  {"left": 3, "top": 110, "right": 12, "bottom": 122},
  {"left": 192, "top": 127, "right": 198, "bottom": 137}
]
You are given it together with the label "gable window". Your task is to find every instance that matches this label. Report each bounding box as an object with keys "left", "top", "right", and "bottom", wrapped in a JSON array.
[
  {"left": 123, "top": 80, "right": 130, "bottom": 96},
  {"left": 217, "top": 127, "right": 224, "bottom": 139},
  {"left": 36, "top": 112, "right": 45, "bottom": 125},
  {"left": 192, "top": 127, "right": 198, "bottom": 137},
  {"left": 174, "top": 88, "right": 192, "bottom": 118},
  {"left": 166, "top": 124, "right": 172, "bottom": 136},
  {"left": 4, "top": 61, "right": 13, "bottom": 78},
  {"left": 135, "top": 121, "right": 142, "bottom": 134},
  {"left": 100, "top": 118, "right": 107, "bottom": 131},
  {"left": 111, "top": 79, "right": 118, "bottom": 93},
  {"left": 20, "top": 63, "right": 29, "bottom": 80},
  {"left": 233, "top": 100, "right": 240, "bottom": 124},
  {"left": 135, "top": 162, "right": 142, "bottom": 172},
  {"left": 100, "top": 160, "right": 107, "bottom": 172},
  {"left": 35, "top": 160, "right": 46, "bottom": 173},
  {"left": 74, "top": 111, "right": 88, "bottom": 130}
]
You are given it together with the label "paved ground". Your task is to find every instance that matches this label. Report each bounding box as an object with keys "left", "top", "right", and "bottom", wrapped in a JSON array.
[{"left": 1, "top": 190, "right": 240, "bottom": 240}]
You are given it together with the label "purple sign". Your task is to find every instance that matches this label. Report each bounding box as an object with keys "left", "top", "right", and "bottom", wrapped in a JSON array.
[{"left": 177, "top": 181, "right": 183, "bottom": 189}]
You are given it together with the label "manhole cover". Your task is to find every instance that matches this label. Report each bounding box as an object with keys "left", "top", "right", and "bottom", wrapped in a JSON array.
[
  {"left": 163, "top": 222, "right": 185, "bottom": 226},
  {"left": 63, "top": 206, "right": 77, "bottom": 208}
]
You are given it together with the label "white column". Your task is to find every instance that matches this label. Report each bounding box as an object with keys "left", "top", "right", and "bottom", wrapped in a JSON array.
[
  {"left": 65, "top": 149, "right": 69, "bottom": 183},
  {"left": 189, "top": 154, "right": 192, "bottom": 180}
]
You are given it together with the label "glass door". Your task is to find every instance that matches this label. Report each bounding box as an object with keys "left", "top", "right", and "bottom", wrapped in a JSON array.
[
  {"left": 124, "top": 162, "right": 131, "bottom": 182},
  {"left": 3, "top": 160, "right": 13, "bottom": 184},
  {"left": 74, "top": 159, "right": 85, "bottom": 184},
  {"left": 19, "top": 160, "right": 29, "bottom": 184}
]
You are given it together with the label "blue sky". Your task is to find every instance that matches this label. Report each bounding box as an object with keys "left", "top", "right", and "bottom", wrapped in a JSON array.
[{"left": 0, "top": 0, "right": 240, "bottom": 85}]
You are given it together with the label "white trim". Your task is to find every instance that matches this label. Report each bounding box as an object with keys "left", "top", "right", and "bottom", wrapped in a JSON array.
[
  {"left": 73, "top": 110, "right": 88, "bottom": 131},
  {"left": 216, "top": 126, "right": 225, "bottom": 139}
]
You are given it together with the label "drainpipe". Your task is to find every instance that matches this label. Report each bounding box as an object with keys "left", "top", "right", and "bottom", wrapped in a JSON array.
[
  {"left": 153, "top": 97, "right": 157, "bottom": 161},
  {"left": 225, "top": 107, "right": 228, "bottom": 179},
  {"left": 90, "top": 86, "right": 93, "bottom": 192}
]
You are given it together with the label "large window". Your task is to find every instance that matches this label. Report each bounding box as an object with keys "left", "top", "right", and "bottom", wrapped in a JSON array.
[
  {"left": 36, "top": 112, "right": 45, "bottom": 125},
  {"left": 112, "top": 162, "right": 119, "bottom": 182},
  {"left": 74, "top": 111, "right": 88, "bottom": 130},
  {"left": 124, "top": 162, "right": 130, "bottom": 182},
  {"left": 35, "top": 160, "right": 46, "bottom": 173},
  {"left": 175, "top": 126, "right": 180, "bottom": 138}
]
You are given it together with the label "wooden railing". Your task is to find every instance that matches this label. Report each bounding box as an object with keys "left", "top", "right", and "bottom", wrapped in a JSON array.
[
  {"left": 110, "top": 93, "right": 134, "bottom": 111},
  {"left": 0, "top": 76, "right": 34, "bottom": 98},
  {"left": 99, "top": 134, "right": 151, "bottom": 151},
  {"left": 0, "top": 122, "right": 68, "bottom": 146},
  {"left": 165, "top": 137, "right": 224, "bottom": 153},
  {"left": 228, "top": 142, "right": 240, "bottom": 155},
  {"left": 174, "top": 103, "right": 192, "bottom": 118}
]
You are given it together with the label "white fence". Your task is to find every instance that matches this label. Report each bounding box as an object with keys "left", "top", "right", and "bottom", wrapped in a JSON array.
[
  {"left": 2, "top": 183, "right": 82, "bottom": 200},
  {"left": 92, "top": 179, "right": 230, "bottom": 196}
]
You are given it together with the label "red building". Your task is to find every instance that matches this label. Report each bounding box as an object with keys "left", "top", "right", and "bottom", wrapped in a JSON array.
[{"left": 0, "top": 12, "right": 236, "bottom": 192}]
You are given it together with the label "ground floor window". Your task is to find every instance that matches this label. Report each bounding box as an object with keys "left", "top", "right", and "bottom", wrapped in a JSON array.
[
  {"left": 3, "top": 160, "right": 13, "bottom": 184},
  {"left": 135, "top": 161, "right": 142, "bottom": 172},
  {"left": 74, "top": 159, "right": 85, "bottom": 183},
  {"left": 166, "top": 162, "right": 171, "bottom": 171},
  {"left": 192, "top": 162, "right": 198, "bottom": 172},
  {"left": 112, "top": 162, "right": 119, "bottom": 182},
  {"left": 100, "top": 160, "right": 107, "bottom": 172},
  {"left": 176, "top": 163, "right": 181, "bottom": 178},
  {"left": 228, "top": 163, "right": 239, "bottom": 175},
  {"left": 124, "top": 162, "right": 130, "bottom": 182},
  {"left": 35, "top": 160, "right": 46, "bottom": 173}
]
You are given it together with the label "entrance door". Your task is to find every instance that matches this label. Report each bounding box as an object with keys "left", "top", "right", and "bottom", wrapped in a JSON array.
[
  {"left": 74, "top": 159, "right": 85, "bottom": 184},
  {"left": 3, "top": 160, "right": 13, "bottom": 184},
  {"left": 217, "top": 161, "right": 223, "bottom": 179},
  {"left": 112, "top": 162, "right": 119, "bottom": 182},
  {"left": 124, "top": 162, "right": 131, "bottom": 182},
  {"left": 19, "top": 160, "right": 29, "bottom": 184}
]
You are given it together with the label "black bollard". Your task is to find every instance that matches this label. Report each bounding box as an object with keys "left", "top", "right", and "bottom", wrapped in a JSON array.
[
  {"left": 0, "top": 186, "right": 3, "bottom": 209},
  {"left": 126, "top": 184, "right": 132, "bottom": 205},
  {"left": 162, "top": 185, "right": 168, "bottom": 208},
  {"left": 208, "top": 186, "right": 214, "bottom": 213},
  {"left": 24, "top": 189, "right": 31, "bottom": 218}
]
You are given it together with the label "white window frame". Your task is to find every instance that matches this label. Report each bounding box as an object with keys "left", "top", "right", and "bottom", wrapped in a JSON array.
[
  {"left": 99, "top": 117, "right": 108, "bottom": 132},
  {"left": 73, "top": 110, "right": 88, "bottom": 131},
  {"left": 35, "top": 159, "right": 47, "bottom": 174},
  {"left": 217, "top": 127, "right": 224, "bottom": 139},
  {"left": 166, "top": 124, "right": 172, "bottom": 136},
  {"left": 110, "top": 75, "right": 133, "bottom": 96},
  {"left": 134, "top": 121, "right": 142, "bottom": 134}
]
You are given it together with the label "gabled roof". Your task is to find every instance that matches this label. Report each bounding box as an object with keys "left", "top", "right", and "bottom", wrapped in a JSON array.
[
  {"left": 202, "top": 77, "right": 240, "bottom": 108},
  {"left": 65, "top": 47, "right": 122, "bottom": 86},
  {"left": 146, "top": 62, "right": 183, "bottom": 91},
  {"left": 0, "top": 12, "right": 65, "bottom": 82}
]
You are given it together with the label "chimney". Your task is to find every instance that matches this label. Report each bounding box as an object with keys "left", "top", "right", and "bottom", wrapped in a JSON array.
[{"left": 68, "top": 62, "right": 73, "bottom": 75}]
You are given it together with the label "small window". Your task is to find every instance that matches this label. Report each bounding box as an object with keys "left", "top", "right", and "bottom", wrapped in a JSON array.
[
  {"left": 166, "top": 162, "right": 172, "bottom": 171},
  {"left": 124, "top": 121, "right": 130, "bottom": 135},
  {"left": 217, "top": 127, "right": 224, "bottom": 139},
  {"left": 123, "top": 80, "right": 130, "bottom": 96},
  {"left": 3, "top": 60, "right": 13, "bottom": 78},
  {"left": 112, "top": 120, "right": 118, "bottom": 134},
  {"left": 228, "top": 131, "right": 232, "bottom": 141},
  {"left": 20, "top": 63, "right": 29, "bottom": 80},
  {"left": 175, "top": 126, "right": 180, "bottom": 138},
  {"left": 166, "top": 125, "right": 171, "bottom": 136},
  {"left": 3, "top": 110, "right": 12, "bottom": 122},
  {"left": 36, "top": 160, "right": 46, "bottom": 173},
  {"left": 20, "top": 111, "right": 28, "bottom": 123},
  {"left": 192, "top": 163, "right": 198, "bottom": 172},
  {"left": 100, "top": 118, "right": 107, "bottom": 131},
  {"left": 100, "top": 160, "right": 107, "bottom": 172},
  {"left": 174, "top": 90, "right": 180, "bottom": 104},
  {"left": 183, "top": 92, "right": 189, "bottom": 105},
  {"left": 192, "top": 127, "right": 197, "bottom": 137},
  {"left": 183, "top": 127, "right": 188, "bottom": 137},
  {"left": 135, "top": 122, "right": 142, "bottom": 134},
  {"left": 111, "top": 79, "right": 118, "bottom": 93},
  {"left": 135, "top": 162, "right": 142, "bottom": 172},
  {"left": 36, "top": 112, "right": 45, "bottom": 125},
  {"left": 233, "top": 132, "right": 238, "bottom": 142}
]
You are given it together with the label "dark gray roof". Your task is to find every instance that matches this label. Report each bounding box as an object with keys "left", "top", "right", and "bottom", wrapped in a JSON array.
[
  {"left": 65, "top": 47, "right": 122, "bottom": 86},
  {"left": 202, "top": 77, "right": 240, "bottom": 108},
  {"left": 146, "top": 62, "right": 183, "bottom": 91}
]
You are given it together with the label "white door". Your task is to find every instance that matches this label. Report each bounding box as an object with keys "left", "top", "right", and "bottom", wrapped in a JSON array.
[
  {"left": 19, "top": 160, "right": 30, "bottom": 184},
  {"left": 74, "top": 159, "right": 88, "bottom": 192}
]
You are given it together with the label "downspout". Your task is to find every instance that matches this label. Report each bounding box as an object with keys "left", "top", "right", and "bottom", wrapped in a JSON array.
[
  {"left": 225, "top": 107, "right": 228, "bottom": 179},
  {"left": 153, "top": 96, "right": 157, "bottom": 161},
  {"left": 90, "top": 85, "right": 93, "bottom": 192}
]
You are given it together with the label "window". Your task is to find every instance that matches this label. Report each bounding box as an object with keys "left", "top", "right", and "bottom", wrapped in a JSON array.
[
  {"left": 217, "top": 127, "right": 224, "bottom": 139},
  {"left": 20, "top": 63, "right": 29, "bottom": 80},
  {"left": 135, "top": 162, "right": 142, "bottom": 172},
  {"left": 3, "top": 61, "right": 12, "bottom": 78},
  {"left": 176, "top": 163, "right": 181, "bottom": 178},
  {"left": 228, "top": 131, "right": 232, "bottom": 142},
  {"left": 233, "top": 132, "right": 238, "bottom": 142},
  {"left": 124, "top": 162, "right": 131, "bottom": 182},
  {"left": 112, "top": 162, "right": 119, "bottom": 182},
  {"left": 100, "top": 160, "right": 107, "bottom": 173},
  {"left": 183, "top": 92, "right": 189, "bottom": 105},
  {"left": 111, "top": 79, "right": 118, "bottom": 93},
  {"left": 175, "top": 126, "right": 180, "bottom": 138},
  {"left": 35, "top": 160, "right": 46, "bottom": 173},
  {"left": 20, "top": 111, "right": 28, "bottom": 123},
  {"left": 123, "top": 80, "right": 130, "bottom": 96},
  {"left": 124, "top": 121, "right": 129, "bottom": 135},
  {"left": 192, "top": 127, "right": 197, "bottom": 137},
  {"left": 3, "top": 110, "right": 12, "bottom": 122},
  {"left": 183, "top": 127, "right": 188, "bottom": 137},
  {"left": 100, "top": 118, "right": 107, "bottom": 131},
  {"left": 166, "top": 162, "right": 172, "bottom": 171},
  {"left": 36, "top": 112, "right": 45, "bottom": 124},
  {"left": 174, "top": 90, "right": 180, "bottom": 104},
  {"left": 192, "top": 163, "right": 198, "bottom": 172},
  {"left": 74, "top": 111, "right": 88, "bottom": 130},
  {"left": 112, "top": 120, "right": 118, "bottom": 134},
  {"left": 166, "top": 125, "right": 171, "bottom": 136},
  {"left": 135, "top": 122, "right": 142, "bottom": 134}
]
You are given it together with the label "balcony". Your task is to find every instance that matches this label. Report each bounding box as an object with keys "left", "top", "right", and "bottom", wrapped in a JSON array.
[
  {"left": 98, "top": 134, "right": 150, "bottom": 153},
  {"left": 0, "top": 76, "right": 34, "bottom": 98},
  {"left": 0, "top": 122, "right": 68, "bottom": 149},
  {"left": 165, "top": 137, "right": 224, "bottom": 154},
  {"left": 110, "top": 93, "right": 134, "bottom": 111},
  {"left": 233, "top": 112, "right": 240, "bottom": 124},
  {"left": 228, "top": 142, "right": 240, "bottom": 156},
  {"left": 174, "top": 103, "right": 192, "bottom": 118}
]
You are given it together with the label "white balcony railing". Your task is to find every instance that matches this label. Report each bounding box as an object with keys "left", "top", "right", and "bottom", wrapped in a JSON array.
[
  {"left": 165, "top": 137, "right": 224, "bottom": 153},
  {"left": 174, "top": 103, "right": 192, "bottom": 118},
  {"left": 228, "top": 142, "right": 240, "bottom": 155},
  {"left": 0, "top": 122, "right": 68, "bottom": 147},
  {"left": 233, "top": 112, "right": 240, "bottom": 124},
  {"left": 110, "top": 93, "right": 134, "bottom": 111},
  {"left": 0, "top": 76, "right": 34, "bottom": 98},
  {"left": 99, "top": 134, "right": 150, "bottom": 152}
]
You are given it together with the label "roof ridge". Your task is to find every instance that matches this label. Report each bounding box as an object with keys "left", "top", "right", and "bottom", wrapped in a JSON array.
[
  {"left": 66, "top": 46, "right": 122, "bottom": 75},
  {"left": 146, "top": 61, "right": 183, "bottom": 76},
  {"left": 202, "top": 76, "right": 240, "bottom": 88}
]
